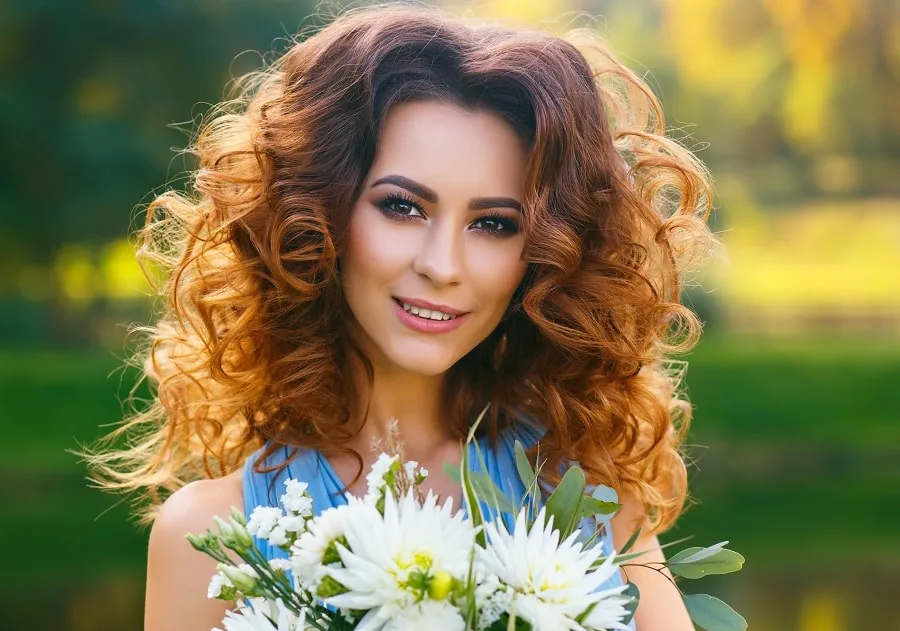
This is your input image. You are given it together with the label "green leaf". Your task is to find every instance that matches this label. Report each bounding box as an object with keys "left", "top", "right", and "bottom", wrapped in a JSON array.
[
  {"left": 621, "top": 582, "right": 640, "bottom": 627},
  {"left": 683, "top": 594, "right": 747, "bottom": 631},
  {"left": 443, "top": 462, "right": 462, "bottom": 484},
  {"left": 461, "top": 411, "right": 487, "bottom": 547},
  {"left": 666, "top": 548, "right": 744, "bottom": 578},
  {"left": 581, "top": 496, "right": 621, "bottom": 520},
  {"left": 543, "top": 466, "right": 586, "bottom": 539},
  {"left": 513, "top": 439, "right": 536, "bottom": 490},
  {"left": 468, "top": 470, "right": 517, "bottom": 514},
  {"left": 619, "top": 527, "right": 642, "bottom": 554},
  {"left": 471, "top": 435, "right": 516, "bottom": 520},
  {"left": 591, "top": 484, "right": 618, "bottom": 503},
  {"left": 669, "top": 541, "right": 729, "bottom": 564}
]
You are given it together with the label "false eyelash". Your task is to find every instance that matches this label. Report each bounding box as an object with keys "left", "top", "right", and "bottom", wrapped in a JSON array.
[
  {"left": 471, "top": 214, "right": 521, "bottom": 235},
  {"left": 377, "top": 192, "right": 423, "bottom": 217}
]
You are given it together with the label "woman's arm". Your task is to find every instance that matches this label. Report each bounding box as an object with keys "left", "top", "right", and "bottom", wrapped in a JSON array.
[
  {"left": 144, "top": 471, "right": 244, "bottom": 631},
  {"left": 610, "top": 494, "right": 693, "bottom": 631}
]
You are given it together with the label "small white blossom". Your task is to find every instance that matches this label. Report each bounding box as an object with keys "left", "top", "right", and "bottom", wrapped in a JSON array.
[
  {"left": 477, "top": 587, "right": 512, "bottom": 630},
  {"left": 402, "top": 460, "right": 419, "bottom": 480},
  {"left": 281, "top": 479, "right": 313, "bottom": 516},
  {"left": 247, "top": 507, "right": 283, "bottom": 540},
  {"left": 208, "top": 572, "right": 232, "bottom": 599},
  {"left": 268, "top": 525, "right": 289, "bottom": 547},
  {"left": 279, "top": 515, "right": 306, "bottom": 535},
  {"left": 364, "top": 453, "right": 398, "bottom": 503}
]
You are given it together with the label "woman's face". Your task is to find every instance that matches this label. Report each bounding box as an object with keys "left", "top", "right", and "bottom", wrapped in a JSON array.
[{"left": 341, "top": 100, "right": 528, "bottom": 377}]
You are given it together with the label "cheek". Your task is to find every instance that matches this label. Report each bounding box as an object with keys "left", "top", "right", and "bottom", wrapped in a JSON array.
[
  {"left": 344, "top": 208, "right": 409, "bottom": 284},
  {"left": 470, "top": 239, "right": 528, "bottom": 304}
]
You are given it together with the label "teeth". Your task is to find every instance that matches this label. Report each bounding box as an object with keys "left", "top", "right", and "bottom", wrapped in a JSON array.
[{"left": 401, "top": 302, "right": 456, "bottom": 321}]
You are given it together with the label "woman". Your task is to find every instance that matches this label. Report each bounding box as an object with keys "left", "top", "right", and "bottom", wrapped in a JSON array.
[{"left": 89, "top": 4, "right": 715, "bottom": 630}]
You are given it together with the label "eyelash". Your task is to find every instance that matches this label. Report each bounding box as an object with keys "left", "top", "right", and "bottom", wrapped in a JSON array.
[{"left": 376, "top": 193, "right": 520, "bottom": 236}]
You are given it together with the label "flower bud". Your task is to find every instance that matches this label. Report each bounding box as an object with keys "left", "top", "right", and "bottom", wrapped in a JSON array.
[
  {"left": 228, "top": 517, "right": 254, "bottom": 551},
  {"left": 428, "top": 571, "right": 453, "bottom": 600},
  {"left": 230, "top": 506, "right": 248, "bottom": 526},
  {"left": 185, "top": 533, "right": 208, "bottom": 552},
  {"left": 218, "top": 564, "right": 258, "bottom": 595},
  {"left": 214, "top": 516, "right": 235, "bottom": 540}
]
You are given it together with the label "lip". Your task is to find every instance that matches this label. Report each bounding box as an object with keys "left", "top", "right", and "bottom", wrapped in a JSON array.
[
  {"left": 393, "top": 298, "right": 469, "bottom": 334},
  {"left": 393, "top": 296, "right": 469, "bottom": 316}
]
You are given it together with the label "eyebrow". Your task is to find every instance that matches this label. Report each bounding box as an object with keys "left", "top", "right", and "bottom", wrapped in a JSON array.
[{"left": 371, "top": 174, "right": 522, "bottom": 212}]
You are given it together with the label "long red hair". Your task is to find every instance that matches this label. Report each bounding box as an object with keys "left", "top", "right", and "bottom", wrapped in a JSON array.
[{"left": 87, "top": 4, "right": 716, "bottom": 532}]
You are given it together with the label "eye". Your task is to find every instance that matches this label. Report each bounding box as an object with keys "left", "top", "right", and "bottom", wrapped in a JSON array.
[
  {"left": 376, "top": 193, "right": 425, "bottom": 219},
  {"left": 470, "top": 215, "right": 520, "bottom": 235}
]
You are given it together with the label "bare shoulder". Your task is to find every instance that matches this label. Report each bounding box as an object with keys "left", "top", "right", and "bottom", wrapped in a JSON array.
[
  {"left": 610, "top": 492, "right": 694, "bottom": 631},
  {"left": 152, "top": 469, "right": 244, "bottom": 536},
  {"left": 145, "top": 470, "right": 244, "bottom": 631}
]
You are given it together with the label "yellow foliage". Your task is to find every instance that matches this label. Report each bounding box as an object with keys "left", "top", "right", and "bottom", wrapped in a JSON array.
[
  {"left": 54, "top": 244, "right": 97, "bottom": 305},
  {"left": 51, "top": 240, "right": 150, "bottom": 305},
  {"left": 444, "top": 0, "right": 572, "bottom": 26},
  {"left": 661, "top": 0, "right": 781, "bottom": 123},
  {"left": 99, "top": 239, "right": 151, "bottom": 300},
  {"left": 797, "top": 588, "right": 844, "bottom": 631},
  {"left": 708, "top": 195, "right": 900, "bottom": 308}
]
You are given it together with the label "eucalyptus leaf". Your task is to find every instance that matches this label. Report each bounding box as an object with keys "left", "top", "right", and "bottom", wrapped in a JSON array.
[
  {"left": 591, "top": 484, "right": 619, "bottom": 503},
  {"left": 669, "top": 549, "right": 745, "bottom": 579},
  {"left": 543, "top": 466, "right": 586, "bottom": 539},
  {"left": 620, "top": 582, "right": 640, "bottom": 627},
  {"left": 581, "top": 496, "right": 621, "bottom": 520},
  {"left": 443, "top": 462, "right": 462, "bottom": 485},
  {"left": 669, "top": 541, "right": 729, "bottom": 564},
  {"left": 683, "top": 594, "right": 747, "bottom": 631}
]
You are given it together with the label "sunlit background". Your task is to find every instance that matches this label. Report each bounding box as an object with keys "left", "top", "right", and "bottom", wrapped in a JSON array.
[{"left": 1, "top": 0, "right": 898, "bottom": 629}]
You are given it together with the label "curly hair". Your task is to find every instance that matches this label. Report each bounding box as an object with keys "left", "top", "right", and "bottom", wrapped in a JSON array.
[{"left": 87, "top": 3, "right": 717, "bottom": 532}]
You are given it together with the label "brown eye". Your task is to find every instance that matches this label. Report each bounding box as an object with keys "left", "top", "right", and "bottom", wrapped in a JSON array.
[
  {"left": 470, "top": 216, "right": 519, "bottom": 235},
  {"left": 377, "top": 193, "right": 425, "bottom": 219}
]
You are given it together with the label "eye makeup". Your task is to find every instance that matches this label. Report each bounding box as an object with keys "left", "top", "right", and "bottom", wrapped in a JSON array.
[{"left": 374, "top": 190, "right": 521, "bottom": 237}]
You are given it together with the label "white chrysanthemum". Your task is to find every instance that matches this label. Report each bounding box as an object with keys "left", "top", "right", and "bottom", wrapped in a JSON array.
[
  {"left": 290, "top": 502, "right": 364, "bottom": 591},
  {"left": 247, "top": 507, "right": 284, "bottom": 540},
  {"left": 382, "top": 599, "right": 466, "bottom": 631},
  {"left": 321, "top": 491, "right": 474, "bottom": 631},
  {"left": 477, "top": 508, "right": 631, "bottom": 631},
  {"left": 281, "top": 479, "right": 314, "bottom": 517},
  {"left": 214, "top": 597, "right": 304, "bottom": 631}
]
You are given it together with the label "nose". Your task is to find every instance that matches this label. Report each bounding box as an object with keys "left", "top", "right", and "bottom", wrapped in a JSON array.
[{"left": 412, "top": 217, "right": 463, "bottom": 286}]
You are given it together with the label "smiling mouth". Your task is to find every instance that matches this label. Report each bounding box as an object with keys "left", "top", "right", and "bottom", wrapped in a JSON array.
[{"left": 394, "top": 299, "right": 459, "bottom": 321}]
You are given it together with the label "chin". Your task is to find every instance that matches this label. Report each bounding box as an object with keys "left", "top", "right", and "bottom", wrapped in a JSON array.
[
  {"left": 388, "top": 352, "right": 458, "bottom": 377},
  {"left": 381, "top": 339, "right": 464, "bottom": 376}
]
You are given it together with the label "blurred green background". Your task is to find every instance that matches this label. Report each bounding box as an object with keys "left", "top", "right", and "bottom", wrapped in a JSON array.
[{"left": 1, "top": 0, "right": 898, "bottom": 629}]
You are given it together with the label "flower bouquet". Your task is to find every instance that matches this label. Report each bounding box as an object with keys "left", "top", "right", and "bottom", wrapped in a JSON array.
[{"left": 188, "top": 425, "right": 746, "bottom": 631}]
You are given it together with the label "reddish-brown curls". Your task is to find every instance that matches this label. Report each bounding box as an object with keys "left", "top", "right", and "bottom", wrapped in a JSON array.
[{"left": 87, "top": 4, "right": 717, "bottom": 532}]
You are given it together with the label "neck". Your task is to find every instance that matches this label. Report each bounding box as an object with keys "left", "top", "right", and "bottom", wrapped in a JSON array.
[{"left": 346, "top": 353, "right": 454, "bottom": 461}]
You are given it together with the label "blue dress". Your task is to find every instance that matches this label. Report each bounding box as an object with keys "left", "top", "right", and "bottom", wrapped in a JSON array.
[{"left": 242, "top": 418, "right": 635, "bottom": 628}]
